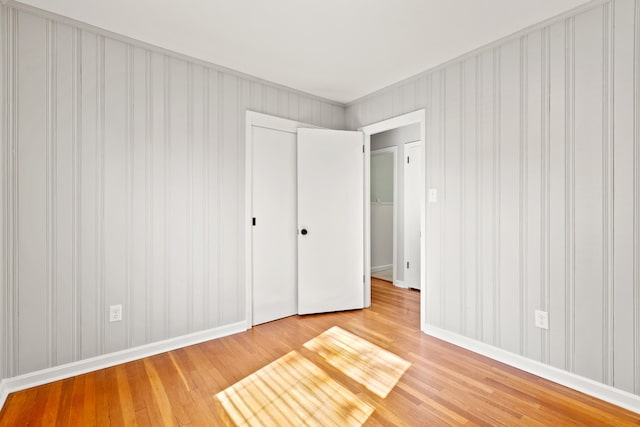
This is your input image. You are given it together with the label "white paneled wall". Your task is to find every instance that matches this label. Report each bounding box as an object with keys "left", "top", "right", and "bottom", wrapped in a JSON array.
[
  {"left": 0, "top": 3, "right": 344, "bottom": 379},
  {"left": 347, "top": 0, "right": 639, "bottom": 396}
]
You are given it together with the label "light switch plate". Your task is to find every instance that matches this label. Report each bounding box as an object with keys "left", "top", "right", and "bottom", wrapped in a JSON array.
[{"left": 428, "top": 188, "right": 438, "bottom": 203}]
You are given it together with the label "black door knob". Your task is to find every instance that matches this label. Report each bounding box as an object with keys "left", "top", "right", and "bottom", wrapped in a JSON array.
[{"left": 300, "top": 228, "right": 308, "bottom": 236}]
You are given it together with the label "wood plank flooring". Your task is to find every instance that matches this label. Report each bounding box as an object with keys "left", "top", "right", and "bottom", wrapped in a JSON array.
[{"left": 1, "top": 278, "right": 639, "bottom": 426}]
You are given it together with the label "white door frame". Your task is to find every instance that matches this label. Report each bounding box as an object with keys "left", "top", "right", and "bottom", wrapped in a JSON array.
[
  {"left": 360, "top": 109, "right": 426, "bottom": 330},
  {"left": 244, "top": 111, "right": 318, "bottom": 328},
  {"left": 370, "top": 146, "right": 398, "bottom": 286}
]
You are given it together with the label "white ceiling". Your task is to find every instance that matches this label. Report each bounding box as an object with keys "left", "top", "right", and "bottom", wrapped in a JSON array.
[{"left": 17, "top": 0, "right": 592, "bottom": 103}]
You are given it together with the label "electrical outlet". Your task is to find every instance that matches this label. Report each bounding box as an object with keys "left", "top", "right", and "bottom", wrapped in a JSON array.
[
  {"left": 534, "top": 310, "right": 549, "bottom": 330},
  {"left": 109, "top": 304, "right": 122, "bottom": 322}
]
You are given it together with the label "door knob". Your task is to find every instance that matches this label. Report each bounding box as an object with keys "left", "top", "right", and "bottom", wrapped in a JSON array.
[{"left": 300, "top": 228, "right": 308, "bottom": 236}]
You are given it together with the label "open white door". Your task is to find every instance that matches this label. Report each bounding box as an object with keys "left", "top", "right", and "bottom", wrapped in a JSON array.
[{"left": 297, "top": 128, "right": 364, "bottom": 315}]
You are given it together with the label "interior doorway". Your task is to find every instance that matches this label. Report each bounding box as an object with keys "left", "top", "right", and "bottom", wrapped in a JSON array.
[
  {"left": 370, "top": 147, "right": 397, "bottom": 285},
  {"left": 361, "top": 109, "right": 426, "bottom": 329},
  {"left": 369, "top": 125, "right": 421, "bottom": 290}
]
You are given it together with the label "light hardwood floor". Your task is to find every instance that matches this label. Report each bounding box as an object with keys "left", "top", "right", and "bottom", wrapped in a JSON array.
[{"left": 1, "top": 278, "right": 639, "bottom": 426}]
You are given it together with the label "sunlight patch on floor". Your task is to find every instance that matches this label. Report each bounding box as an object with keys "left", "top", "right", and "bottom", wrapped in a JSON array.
[
  {"left": 303, "top": 326, "right": 411, "bottom": 398},
  {"left": 216, "top": 350, "right": 374, "bottom": 426}
]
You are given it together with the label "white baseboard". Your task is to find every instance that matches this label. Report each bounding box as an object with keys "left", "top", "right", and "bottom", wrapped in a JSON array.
[
  {"left": 371, "top": 264, "right": 392, "bottom": 273},
  {"left": 393, "top": 280, "right": 406, "bottom": 288},
  {"left": 0, "top": 321, "right": 247, "bottom": 411},
  {"left": 424, "top": 324, "right": 640, "bottom": 415}
]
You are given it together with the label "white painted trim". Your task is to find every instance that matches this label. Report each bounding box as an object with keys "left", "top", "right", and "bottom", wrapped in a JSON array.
[
  {"left": 371, "top": 264, "right": 392, "bottom": 273},
  {"left": 244, "top": 111, "right": 318, "bottom": 328},
  {"left": 371, "top": 145, "right": 398, "bottom": 284},
  {"left": 360, "top": 109, "right": 426, "bottom": 327},
  {"left": 393, "top": 280, "right": 407, "bottom": 289},
  {"left": 0, "top": 321, "right": 246, "bottom": 411},
  {"left": 424, "top": 324, "right": 640, "bottom": 415}
]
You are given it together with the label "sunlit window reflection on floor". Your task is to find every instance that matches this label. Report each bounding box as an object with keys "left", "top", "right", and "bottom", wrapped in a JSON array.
[
  {"left": 304, "top": 326, "right": 411, "bottom": 398},
  {"left": 216, "top": 350, "right": 374, "bottom": 426}
]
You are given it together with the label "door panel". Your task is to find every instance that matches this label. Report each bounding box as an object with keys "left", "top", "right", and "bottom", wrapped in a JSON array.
[
  {"left": 404, "top": 142, "right": 421, "bottom": 290},
  {"left": 297, "top": 128, "right": 364, "bottom": 315},
  {"left": 252, "top": 125, "right": 298, "bottom": 325}
]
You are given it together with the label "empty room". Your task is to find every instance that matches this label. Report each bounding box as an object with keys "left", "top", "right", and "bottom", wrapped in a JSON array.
[{"left": 1, "top": 0, "right": 640, "bottom": 424}]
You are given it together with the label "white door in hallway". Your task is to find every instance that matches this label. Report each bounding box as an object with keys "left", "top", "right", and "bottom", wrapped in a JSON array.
[
  {"left": 404, "top": 141, "right": 422, "bottom": 290},
  {"left": 297, "top": 128, "right": 365, "bottom": 314}
]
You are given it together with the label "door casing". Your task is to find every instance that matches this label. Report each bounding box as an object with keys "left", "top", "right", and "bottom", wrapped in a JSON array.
[
  {"left": 245, "top": 109, "right": 426, "bottom": 330},
  {"left": 360, "top": 109, "right": 426, "bottom": 330}
]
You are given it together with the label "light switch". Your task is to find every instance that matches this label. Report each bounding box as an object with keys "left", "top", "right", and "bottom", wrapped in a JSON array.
[{"left": 428, "top": 188, "right": 438, "bottom": 203}]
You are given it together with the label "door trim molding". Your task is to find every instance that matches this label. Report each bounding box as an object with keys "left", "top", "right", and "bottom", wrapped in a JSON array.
[
  {"left": 359, "top": 109, "right": 426, "bottom": 328},
  {"left": 244, "top": 111, "right": 317, "bottom": 328}
]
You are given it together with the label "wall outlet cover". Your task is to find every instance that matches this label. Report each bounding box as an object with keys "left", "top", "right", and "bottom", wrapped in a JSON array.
[
  {"left": 109, "top": 304, "right": 123, "bottom": 322},
  {"left": 534, "top": 310, "right": 549, "bottom": 330}
]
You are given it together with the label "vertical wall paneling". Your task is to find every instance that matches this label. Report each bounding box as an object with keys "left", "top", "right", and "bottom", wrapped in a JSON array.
[
  {"left": 459, "top": 62, "right": 466, "bottom": 336},
  {"left": 103, "top": 38, "right": 128, "bottom": 353},
  {"left": 125, "top": 44, "right": 133, "bottom": 348},
  {"left": 519, "top": 35, "right": 527, "bottom": 358},
  {"left": 200, "top": 66, "right": 209, "bottom": 330},
  {"left": 149, "top": 51, "right": 165, "bottom": 343},
  {"left": 169, "top": 57, "right": 189, "bottom": 338},
  {"left": 474, "top": 56, "right": 483, "bottom": 340},
  {"left": 46, "top": 18, "right": 56, "bottom": 368},
  {"left": 215, "top": 70, "right": 224, "bottom": 328},
  {"left": 71, "top": 26, "right": 81, "bottom": 363},
  {"left": 0, "top": 3, "right": 8, "bottom": 380},
  {"left": 54, "top": 21, "right": 76, "bottom": 366},
  {"left": 612, "top": 0, "right": 635, "bottom": 395},
  {"left": 498, "top": 39, "right": 521, "bottom": 355},
  {"left": 541, "top": 26, "right": 551, "bottom": 366},
  {"left": 131, "top": 46, "right": 147, "bottom": 347},
  {"left": 0, "top": 3, "right": 346, "bottom": 382},
  {"left": 8, "top": 6, "right": 17, "bottom": 377},
  {"left": 18, "top": 11, "right": 48, "bottom": 374},
  {"left": 527, "top": 29, "right": 544, "bottom": 362},
  {"left": 635, "top": 0, "right": 640, "bottom": 396},
  {"left": 79, "top": 30, "right": 97, "bottom": 359},
  {"left": 97, "top": 35, "right": 106, "bottom": 355},
  {"left": 480, "top": 50, "right": 495, "bottom": 345},
  {"left": 221, "top": 74, "right": 238, "bottom": 324},
  {"left": 144, "top": 50, "right": 152, "bottom": 342},
  {"left": 426, "top": 72, "right": 443, "bottom": 326},
  {"left": 565, "top": 17, "right": 576, "bottom": 374},
  {"left": 344, "top": 0, "right": 640, "bottom": 399},
  {"left": 524, "top": 29, "right": 544, "bottom": 362},
  {"left": 548, "top": 19, "right": 567, "bottom": 371},
  {"left": 602, "top": 2, "right": 614, "bottom": 387},
  {"left": 493, "top": 47, "right": 501, "bottom": 347},
  {"left": 573, "top": 7, "right": 604, "bottom": 382}
]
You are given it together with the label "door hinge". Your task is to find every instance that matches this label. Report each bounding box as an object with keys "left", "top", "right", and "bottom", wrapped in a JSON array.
[
  {"left": 362, "top": 145, "right": 365, "bottom": 153},
  {"left": 406, "top": 261, "right": 410, "bottom": 269},
  {"left": 407, "top": 156, "right": 410, "bottom": 164},
  {"left": 252, "top": 217, "right": 256, "bottom": 226}
]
